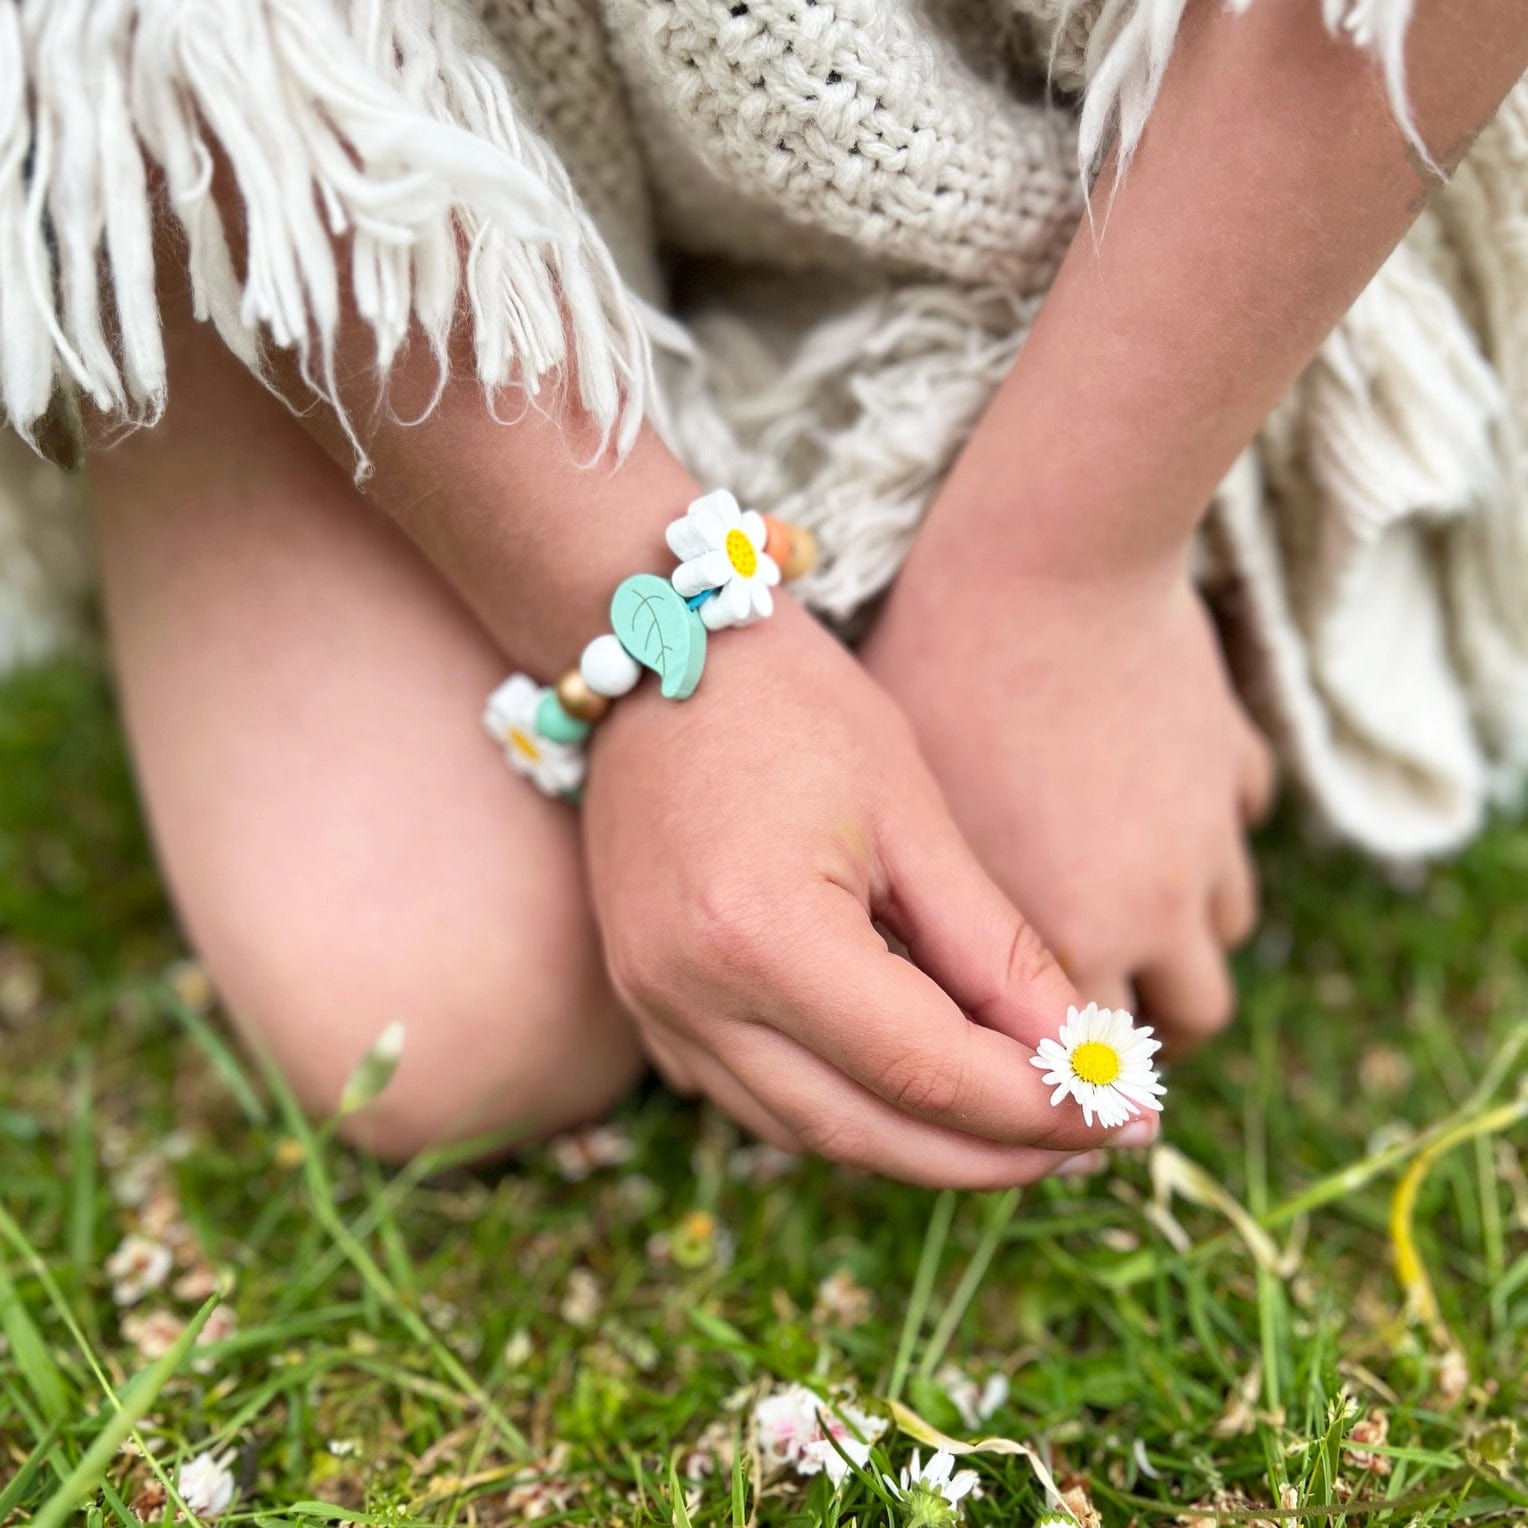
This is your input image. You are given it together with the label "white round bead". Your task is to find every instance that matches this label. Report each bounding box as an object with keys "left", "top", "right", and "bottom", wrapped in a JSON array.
[{"left": 580, "top": 633, "right": 642, "bottom": 698}]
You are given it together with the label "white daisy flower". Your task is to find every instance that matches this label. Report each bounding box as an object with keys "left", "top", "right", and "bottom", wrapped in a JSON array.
[
  {"left": 889, "top": 1448, "right": 983, "bottom": 1524},
  {"left": 177, "top": 1448, "right": 237, "bottom": 1519},
  {"left": 666, "top": 489, "right": 781, "bottom": 631},
  {"left": 483, "top": 675, "right": 585, "bottom": 797},
  {"left": 1030, "top": 1003, "right": 1166, "bottom": 1129}
]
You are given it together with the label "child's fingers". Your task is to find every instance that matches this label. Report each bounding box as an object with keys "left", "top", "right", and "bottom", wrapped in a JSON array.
[
  {"left": 873, "top": 796, "right": 1083, "bottom": 1051},
  {"left": 701, "top": 1024, "right": 1096, "bottom": 1189},
  {"left": 762, "top": 884, "right": 1135, "bottom": 1154},
  {"left": 1237, "top": 720, "right": 1277, "bottom": 826},
  {"left": 1135, "top": 934, "right": 1236, "bottom": 1045},
  {"left": 1210, "top": 843, "right": 1259, "bottom": 948}
]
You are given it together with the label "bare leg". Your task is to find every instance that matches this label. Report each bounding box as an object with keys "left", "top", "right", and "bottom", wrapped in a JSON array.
[{"left": 90, "top": 321, "right": 642, "bottom": 1159}]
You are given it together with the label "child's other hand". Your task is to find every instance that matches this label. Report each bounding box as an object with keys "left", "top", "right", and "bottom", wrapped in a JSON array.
[
  {"left": 863, "top": 568, "right": 1273, "bottom": 1052},
  {"left": 583, "top": 600, "right": 1158, "bottom": 1186}
]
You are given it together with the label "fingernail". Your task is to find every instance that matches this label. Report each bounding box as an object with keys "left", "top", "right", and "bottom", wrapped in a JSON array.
[
  {"left": 1055, "top": 1150, "right": 1107, "bottom": 1177},
  {"left": 1115, "top": 1118, "right": 1159, "bottom": 1149}
]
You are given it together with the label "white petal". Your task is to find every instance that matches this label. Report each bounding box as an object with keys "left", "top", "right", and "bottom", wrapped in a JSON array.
[
  {"left": 723, "top": 578, "right": 752, "bottom": 620},
  {"left": 690, "top": 496, "right": 733, "bottom": 546},
  {"left": 672, "top": 549, "right": 733, "bottom": 597},
  {"left": 699, "top": 592, "right": 736, "bottom": 631},
  {"left": 948, "top": 1470, "right": 980, "bottom": 1503},
  {"left": 666, "top": 515, "right": 714, "bottom": 561},
  {"left": 749, "top": 582, "right": 775, "bottom": 621},
  {"left": 926, "top": 1450, "right": 955, "bottom": 1486},
  {"left": 758, "top": 551, "right": 782, "bottom": 586},
  {"left": 740, "top": 508, "right": 768, "bottom": 547}
]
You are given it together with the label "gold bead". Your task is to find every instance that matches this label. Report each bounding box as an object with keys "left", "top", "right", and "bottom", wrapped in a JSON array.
[
  {"left": 781, "top": 524, "right": 819, "bottom": 581},
  {"left": 556, "top": 669, "right": 612, "bottom": 723}
]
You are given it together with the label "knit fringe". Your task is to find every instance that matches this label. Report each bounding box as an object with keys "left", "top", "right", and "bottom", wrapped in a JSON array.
[
  {"left": 0, "top": 0, "right": 654, "bottom": 469},
  {"left": 1068, "top": 0, "right": 1432, "bottom": 194},
  {"left": 1212, "top": 237, "right": 1503, "bottom": 858},
  {"left": 667, "top": 282, "right": 1040, "bottom": 627}
]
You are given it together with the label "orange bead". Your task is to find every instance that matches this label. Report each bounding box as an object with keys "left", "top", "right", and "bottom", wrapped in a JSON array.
[
  {"left": 761, "top": 514, "right": 792, "bottom": 568},
  {"left": 781, "top": 524, "right": 819, "bottom": 580}
]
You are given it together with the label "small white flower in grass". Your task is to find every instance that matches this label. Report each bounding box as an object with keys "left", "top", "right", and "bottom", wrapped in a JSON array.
[
  {"left": 547, "top": 1123, "right": 634, "bottom": 1181},
  {"left": 559, "top": 1267, "right": 603, "bottom": 1328},
  {"left": 753, "top": 1382, "right": 886, "bottom": 1478},
  {"left": 754, "top": 1383, "right": 821, "bottom": 1470},
  {"left": 1030, "top": 1003, "right": 1165, "bottom": 1129},
  {"left": 666, "top": 489, "right": 781, "bottom": 631},
  {"left": 484, "top": 674, "right": 586, "bottom": 797},
  {"left": 178, "top": 1448, "right": 236, "bottom": 1519},
  {"left": 121, "top": 1308, "right": 185, "bottom": 1360},
  {"left": 889, "top": 1448, "right": 982, "bottom": 1525},
  {"left": 106, "top": 1233, "right": 173, "bottom": 1305}
]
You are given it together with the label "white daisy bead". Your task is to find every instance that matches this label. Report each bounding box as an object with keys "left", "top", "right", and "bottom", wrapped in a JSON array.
[
  {"left": 666, "top": 489, "right": 781, "bottom": 631},
  {"left": 579, "top": 633, "right": 642, "bottom": 698},
  {"left": 483, "top": 674, "right": 586, "bottom": 798}
]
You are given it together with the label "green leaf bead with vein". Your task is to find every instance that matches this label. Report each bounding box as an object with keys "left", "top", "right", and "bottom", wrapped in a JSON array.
[{"left": 609, "top": 574, "right": 708, "bottom": 700}]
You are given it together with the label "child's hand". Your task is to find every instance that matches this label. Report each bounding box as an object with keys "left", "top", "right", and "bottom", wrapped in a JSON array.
[
  {"left": 863, "top": 565, "right": 1273, "bottom": 1051},
  {"left": 583, "top": 600, "right": 1158, "bottom": 1186}
]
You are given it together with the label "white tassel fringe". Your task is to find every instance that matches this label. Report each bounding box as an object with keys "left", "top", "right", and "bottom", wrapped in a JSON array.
[
  {"left": 1067, "top": 0, "right": 1434, "bottom": 191},
  {"left": 0, "top": 0, "right": 654, "bottom": 468}
]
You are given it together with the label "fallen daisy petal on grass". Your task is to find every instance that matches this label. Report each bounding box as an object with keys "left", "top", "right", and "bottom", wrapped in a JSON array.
[
  {"left": 936, "top": 1364, "right": 1008, "bottom": 1430},
  {"left": 804, "top": 1433, "right": 872, "bottom": 1484},
  {"left": 1030, "top": 1004, "right": 1165, "bottom": 1129},
  {"left": 177, "top": 1448, "right": 237, "bottom": 1519}
]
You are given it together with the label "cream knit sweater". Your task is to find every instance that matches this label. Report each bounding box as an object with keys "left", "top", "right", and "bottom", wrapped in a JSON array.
[{"left": 2, "top": 0, "right": 1527, "bottom": 858}]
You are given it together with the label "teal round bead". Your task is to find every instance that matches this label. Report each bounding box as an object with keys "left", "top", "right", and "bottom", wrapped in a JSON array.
[{"left": 535, "top": 689, "right": 591, "bottom": 744}]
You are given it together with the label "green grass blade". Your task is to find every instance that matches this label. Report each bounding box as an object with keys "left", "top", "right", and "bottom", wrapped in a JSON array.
[
  {"left": 29, "top": 1297, "right": 216, "bottom": 1528},
  {"left": 0, "top": 1253, "right": 69, "bottom": 1422}
]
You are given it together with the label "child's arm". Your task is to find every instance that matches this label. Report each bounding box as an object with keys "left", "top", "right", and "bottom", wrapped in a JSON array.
[
  {"left": 928, "top": 0, "right": 1527, "bottom": 584},
  {"left": 287, "top": 362, "right": 1142, "bottom": 1182},
  {"left": 864, "top": 0, "right": 1528, "bottom": 1037}
]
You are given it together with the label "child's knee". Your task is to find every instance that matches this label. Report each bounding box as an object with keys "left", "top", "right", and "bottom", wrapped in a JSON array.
[{"left": 208, "top": 904, "right": 643, "bottom": 1162}]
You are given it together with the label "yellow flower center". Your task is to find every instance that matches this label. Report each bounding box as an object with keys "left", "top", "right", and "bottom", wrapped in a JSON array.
[
  {"left": 725, "top": 527, "right": 757, "bottom": 578},
  {"left": 508, "top": 727, "right": 542, "bottom": 763},
  {"left": 1071, "top": 1040, "right": 1122, "bottom": 1086}
]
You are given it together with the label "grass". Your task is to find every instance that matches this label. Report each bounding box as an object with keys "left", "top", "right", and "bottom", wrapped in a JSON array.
[{"left": 0, "top": 655, "right": 1525, "bottom": 1526}]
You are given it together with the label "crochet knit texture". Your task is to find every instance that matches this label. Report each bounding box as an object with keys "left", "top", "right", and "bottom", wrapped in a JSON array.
[{"left": 3, "top": 0, "right": 1528, "bottom": 856}]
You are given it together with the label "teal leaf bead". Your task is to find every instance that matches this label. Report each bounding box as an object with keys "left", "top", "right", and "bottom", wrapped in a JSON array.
[
  {"left": 610, "top": 574, "right": 708, "bottom": 700},
  {"left": 535, "top": 688, "right": 591, "bottom": 744}
]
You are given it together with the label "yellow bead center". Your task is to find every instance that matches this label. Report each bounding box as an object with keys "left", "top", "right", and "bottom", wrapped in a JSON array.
[
  {"left": 508, "top": 727, "right": 542, "bottom": 764},
  {"left": 1071, "top": 1041, "right": 1122, "bottom": 1087},
  {"left": 725, "top": 527, "right": 757, "bottom": 578}
]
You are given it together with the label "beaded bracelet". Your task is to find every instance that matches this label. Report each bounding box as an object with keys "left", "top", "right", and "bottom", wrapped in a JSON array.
[{"left": 483, "top": 490, "right": 817, "bottom": 798}]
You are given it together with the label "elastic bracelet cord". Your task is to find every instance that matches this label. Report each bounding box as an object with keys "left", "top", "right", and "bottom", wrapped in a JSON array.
[{"left": 483, "top": 490, "right": 818, "bottom": 799}]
